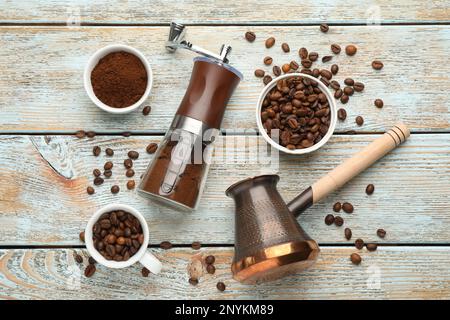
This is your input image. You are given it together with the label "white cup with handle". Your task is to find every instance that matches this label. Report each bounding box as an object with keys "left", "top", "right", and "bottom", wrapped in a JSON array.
[{"left": 85, "top": 203, "right": 162, "bottom": 274}]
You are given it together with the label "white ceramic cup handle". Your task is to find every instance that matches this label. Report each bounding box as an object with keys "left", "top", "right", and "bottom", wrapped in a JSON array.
[{"left": 139, "top": 251, "right": 162, "bottom": 274}]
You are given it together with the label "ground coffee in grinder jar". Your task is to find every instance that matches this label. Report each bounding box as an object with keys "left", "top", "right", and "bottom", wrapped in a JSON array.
[{"left": 138, "top": 57, "right": 242, "bottom": 210}]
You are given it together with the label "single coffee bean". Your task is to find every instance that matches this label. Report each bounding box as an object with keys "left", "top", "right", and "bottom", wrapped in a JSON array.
[
  {"left": 88, "top": 256, "right": 96, "bottom": 265},
  {"left": 103, "top": 169, "right": 112, "bottom": 178},
  {"left": 290, "top": 60, "right": 299, "bottom": 70},
  {"left": 126, "top": 180, "right": 135, "bottom": 190},
  {"left": 86, "top": 131, "right": 96, "bottom": 138},
  {"left": 87, "top": 186, "right": 95, "bottom": 195},
  {"left": 353, "top": 82, "right": 365, "bottom": 92},
  {"left": 355, "top": 238, "right": 364, "bottom": 249},
  {"left": 141, "top": 267, "right": 150, "bottom": 277},
  {"left": 320, "top": 69, "right": 332, "bottom": 80},
  {"left": 263, "top": 56, "right": 273, "bottom": 65},
  {"left": 189, "top": 277, "right": 199, "bottom": 286},
  {"left": 366, "top": 243, "right": 378, "bottom": 251},
  {"left": 333, "top": 202, "right": 342, "bottom": 212},
  {"left": 265, "top": 37, "right": 275, "bottom": 48},
  {"left": 111, "top": 185, "right": 120, "bottom": 194},
  {"left": 105, "top": 148, "right": 114, "bottom": 156},
  {"left": 355, "top": 116, "right": 364, "bottom": 126},
  {"left": 104, "top": 161, "right": 113, "bottom": 170},
  {"left": 128, "top": 151, "right": 139, "bottom": 159},
  {"left": 245, "top": 31, "right": 256, "bottom": 42},
  {"left": 343, "top": 86, "right": 354, "bottom": 96},
  {"left": 345, "top": 44, "right": 357, "bottom": 56},
  {"left": 344, "top": 78, "right": 354, "bottom": 86},
  {"left": 374, "top": 99, "right": 384, "bottom": 108},
  {"left": 377, "top": 229, "right": 386, "bottom": 238},
  {"left": 372, "top": 60, "right": 384, "bottom": 70},
  {"left": 263, "top": 75, "right": 272, "bottom": 85},
  {"left": 205, "top": 255, "right": 215, "bottom": 265},
  {"left": 254, "top": 69, "right": 265, "bottom": 77},
  {"left": 93, "top": 168, "right": 101, "bottom": 177},
  {"left": 322, "top": 55, "right": 332, "bottom": 63},
  {"left": 299, "top": 47, "right": 308, "bottom": 59},
  {"left": 142, "top": 105, "right": 151, "bottom": 116},
  {"left": 74, "top": 253, "right": 83, "bottom": 263},
  {"left": 146, "top": 143, "right": 158, "bottom": 154},
  {"left": 334, "top": 89, "right": 343, "bottom": 99},
  {"left": 216, "top": 282, "right": 226, "bottom": 292},
  {"left": 325, "top": 214, "right": 335, "bottom": 225},
  {"left": 160, "top": 241, "right": 173, "bottom": 250},
  {"left": 126, "top": 169, "right": 135, "bottom": 178},
  {"left": 79, "top": 231, "right": 85, "bottom": 243},
  {"left": 331, "top": 64, "right": 339, "bottom": 75},
  {"left": 342, "top": 202, "right": 354, "bottom": 213},
  {"left": 334, "top": 216, "right": 344, "bottom": 227},
  {"left": 366, "top": 184, "right": 375, "bottom": 195},
  {"left": 340, "top": 94, "right": 349, "bottom": 104},
  {"left": 331, "top": 44, "right": 341, "bottom": 54},
  {"left": 330, "top": 80, "right": 340, "bottom": 90},
  {"left": 93, "top": 146, "right": 101, "bottom": 157},
  {"left": 94, "top": 177, "right": 104, "bottom": 186},
  {"left": 320, "top": 23, "right": 329, "bottom": 33},
  {"left": 345, "top": 228, "right": 352, "bottom": 240},
  {"left": 282, "top": 63, "right": 291, "bottom": 73},
  {"left": 308, "top": 52, "right": 318, "bottom": 61},
  {"left": 192, "top": 241, "right": 201, "bottom": 250},
  {"left": 281, "top": 43, "right": 290, "bottom": 52},
  {"left": 75, "top": 130, "right": 86, "bottom": 139},
  {"left": 350, "top": 253, "right": 362, "bottom": 265},
  {"left": 301, "top": 59, "right": 312, "bottom": 68},
  {"left": 84, "top": 264, "right": 96, "bottom": 277},
  {"left": 124, "top": 158, "right": 133, "bottom": 169},
  {"left": 337, "top": 108, "right": 347, "bottom": 121},
  {"left": 206, "top": 264, "right": 216, "bottom": 274}
]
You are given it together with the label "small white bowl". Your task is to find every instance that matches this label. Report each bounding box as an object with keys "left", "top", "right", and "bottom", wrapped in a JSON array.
[
  {"left": 85, "top": 203, "right": 162, "bottom": 274},
  {"left": 256, "top": 73, "right": 337, "bottom": 155},
  {"left": 84, "top": 44, "right": 153, "bottom": 114}
]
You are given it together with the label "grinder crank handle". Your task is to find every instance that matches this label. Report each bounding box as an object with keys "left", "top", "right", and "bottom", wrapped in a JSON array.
[{"left": 288, "top": 123, "right": 410, "bottom": 217}]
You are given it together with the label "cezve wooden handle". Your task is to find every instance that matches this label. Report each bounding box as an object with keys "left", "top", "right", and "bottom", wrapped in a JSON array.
[{"left": 311, "top": 123, "right": 410, "bottom": 203}]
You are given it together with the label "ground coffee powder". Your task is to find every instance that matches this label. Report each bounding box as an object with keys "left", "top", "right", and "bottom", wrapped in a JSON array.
[{"left": 91, "top": 51, "right": 147, "bottom": 108}]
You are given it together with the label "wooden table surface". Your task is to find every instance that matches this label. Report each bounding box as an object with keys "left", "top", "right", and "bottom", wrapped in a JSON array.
[{"left": 0, "top": 1, "right": 449, "bottom": 300}]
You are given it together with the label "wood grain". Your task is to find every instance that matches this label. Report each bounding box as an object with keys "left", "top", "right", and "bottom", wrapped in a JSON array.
[
  {"left": 1, "top": 0, "right": 449, "bottom": 24},
  {"left": 0, "top": 247, "right": 449, "bottom": 299},
  {"left": 0, "top": 134, "right": 449, "bottom": 245},
  {"left": 0, "top": 26, "right": 449, "bottom": 133}
]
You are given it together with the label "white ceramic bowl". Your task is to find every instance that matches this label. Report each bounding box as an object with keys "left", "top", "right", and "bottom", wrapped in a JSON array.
[
  {"left": 256, "top": 73, "right": 337, "bottom": 155},
  {"left": 84, "top": 44, "right": 153, "bottom": 114},
  {"left": 85, "top": 203, "right": 162, "bottom": 274}
]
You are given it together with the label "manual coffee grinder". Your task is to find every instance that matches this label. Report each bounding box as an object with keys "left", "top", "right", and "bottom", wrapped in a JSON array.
[{"left": 138, "top": 22, "right": 243, "bottom": 211}]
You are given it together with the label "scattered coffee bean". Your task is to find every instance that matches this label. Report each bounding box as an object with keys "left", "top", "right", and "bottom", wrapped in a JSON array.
[
  {"left": 299, "top": 47, "right": 308, "bottom": 60},
  {"left": 88, "top": 256, "right": 96, "bottom": 265},
  {"left": 141, "top": 267, "right": 150, "bottom": 277},
  {"left": 84, "top": 264, "right": 96, "bottom": 277},
  {"left": 189, "top": 277, "right": 199, "bottom": 286},
  {"left": 160, "top": 241, "right": 173, "bottom": 250},
  {"left": 345, "top": 44, "right": 357, "bottom": 56},
  {"left": 192, "top": 241, "right": 201, "bottom": 250},
  {"left": 128, "top": 151, "right": 139, "bottom": 160},
  {"left": 126, "top": 180, "right": 135, "bottom": 190},
  {"left": 334, "top": 216, "right": 344, "bottom": 227},
  {"left": 206, "top": 264, "right": 216, "bottom": 275},
  {"left": 355, "top": 238, "right": 364, "bottom": 249},
  {"left": 74, "top": 253, "right": 83, "bottom": 263},
  {"left": 340, "top": 94, "right": 349, "bottom": 104},
  {"left": 344, "top": 78, "right": 354, "bottom": 86},
  {"left": 124, "top": 159, "right": 133, "bottom": 169},
  {"left": 93, "top": 168, "right": 101, "bottom": 177},
  {"left": 282, "top": 63, "right": 291, "bottom": 73},
  {"left": 205, "top": 255, "right": 215, "bottom": 265},
  {"left": 146, "top": 143, "right": 158, "bottom": 154},
  {"left": 325, "top": 214, "right": 335, "bottom": 225},
  {"left": 330, "top": 80, "right": 340, "bottom": 90},
  {"left": 75, "top": 130, "right": 86, "bottom": 139},
  {"left": 320, "top": 23, "right": 329, "bottom": 33},
  {"left": 79, "top": 231, "right": 85, "bottom": 243},
  {"left": 343, "top": 86, "right": 354, "bottom": 96},
  {"left": 263, "top": 56, "right": 273, "bottom": 65},
  {"left": 372, "top": 60, "right": 384, "bottom": 70},
  {"left": 322, "top": 55, "right": 332, "bottom": 63},
  {"left": 333, "top": 202, "right": 342, "bottom": 212},
  {"left": 93, "top": 146, "right": 101, "bottom": 157},
  {"left": 87, "top": 186, "right": 95, "bottom": 195},
  {"left": 374, "top": 99, "right": 384, "bottom": 108},
  {"left": 334, "top": 89, "right": 343, "bottom": 99},
  {"left": 263, "top": 75, "right": 272, "bottom": 85},
  {"left": 254, "top": 69, "right": 265, "bottom": 77},
  {"left": 308, "top": 52, "right": 318, "bottom": 61},
  {"left": 377, "top": 229, "right": 386, "bottom": 238},
  {"left": 111, "top": 185, "right": 120, "bottom": 194},
  {"left": 126, "top": 169, "right": 135, "bottom": 178},
  {"left": 331, "top": 44, "right": 341, "bottom": 54},
  {"left": 366, "top": 243, "right": 378, "bottom": 251},
  {"left": 94, "top": 177, "right": 104, "bottom": 186},
  {"left": 245, "top": 31, "right": 256, "bottom": 42},
  {"left": 345, "top": 228, "right": 352, "bottom": 240},
  {"left": 216, "top": 282, "right": 226, "bottom": 292},
  {"left": 86, "top": 131, "right": 96, "bottom": 138},
  {"left": 353, "top": 82, "right": 365, "bottom": 92},
  {"left": 104, "top": 161, "right": 113, "bottom": 170},
  {"left": 270, "top": 66, "right": 280, "bottom": 77},
  {"left": 265, "top": 37, "right": 275, "bottom": 48},
  {"left": 104, "top": 169, "right": 112, "bottom": 178},
  {"left": 142, "top": 105, "right": 151, "bottom": 116},
  {"left": 281, "top": 43, "right": 290, "bottom": 52},
  {"left": 342, "top": 202, "right": 354, "bottom": 213},
  {"left": 366, "top": 184, "right": 375, "bottom": 195},
  {"left": 105, "top": 148, "right": 114, "bottom": 156},
  {"left": 331, "top": 64, "right": 339, "bottom": 75},
  {"left": 337, "top": 108, "right": 347, "bottom": 121},
  {"left": 290, "top": 60, "right": 299, "bottom": 70},
  {"left": 350, "top": 253, "right": 362, "bottom": 265},
  {"left": 355, "top": 116, "right": 364, "bottom": 126},
  {"left": 301, "top": 59, "right": 312, "bottom": 68}
]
